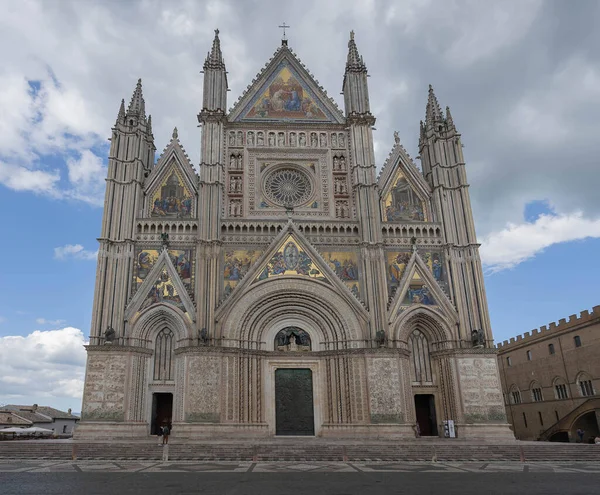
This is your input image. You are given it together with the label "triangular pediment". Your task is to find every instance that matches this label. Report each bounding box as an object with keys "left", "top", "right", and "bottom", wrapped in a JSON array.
[
  {"left": 144, "top": 130, "right": 198, "bottom": 218},
  {"left": 387, "top": 250, "right": 456, "bottom": 323},
  {"left": 228, "top": 46, "right": 345, "bottom": 124},
  {"left": 126, "top": 248, "right": 195, "bottom": 321},
  {"left": 378, "top": 137, "right": 431, "bottom": 222},
  {"left": 215, "top": 222, "right": 368, "bottom": 320}
]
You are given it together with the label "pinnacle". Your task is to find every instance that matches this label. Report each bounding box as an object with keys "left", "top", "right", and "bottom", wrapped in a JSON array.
[
  {"left": 147, "top": 115, "right": 153, "bottom": 135},
  {"left": 205, "top": 28, "right": 225, "bottom": 70},
  {"left": 445, "top": 105, "right": 455, "bottom": 128},
  {"left": 117, "top": 98, "right": 125, "bottom": 121},
  {"left": 126, "top": 78, "right": 146, "bottom": 119},
  {"left": 345, "top": 30, "right": 366, "bottom": 72},
  {"left": 425, "top": 84, "right": 443, "bottom": 125}
]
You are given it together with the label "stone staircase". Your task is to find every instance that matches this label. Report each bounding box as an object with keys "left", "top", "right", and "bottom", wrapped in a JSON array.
[{"left": 1, "top": 440, "right": 600, "bottom": 462}]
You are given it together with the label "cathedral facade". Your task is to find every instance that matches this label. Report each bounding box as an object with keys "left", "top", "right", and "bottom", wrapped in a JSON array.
[{"left": 77, "top": 31, "right": 512, "bottom": 440}]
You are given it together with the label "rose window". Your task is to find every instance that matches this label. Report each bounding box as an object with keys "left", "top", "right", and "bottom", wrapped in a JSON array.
[{"left": 264, "top": 168, "right": 312, "bottom": 207}]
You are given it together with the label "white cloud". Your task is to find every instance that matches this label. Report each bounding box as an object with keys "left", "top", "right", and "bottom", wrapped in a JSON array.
[
  {"left": 0, "top": 161, "right": 60, "bottom": 194},
  {"left": 0, "top": 327, "right": 87, "bottom": 410},
  {"left": 65, "top": 150, "right": 106, "bottom": 206},
  {"left": 36, "top": 318, "right": 67, "bottom": 326},
  {"left": 480, "top": 211, "right": 600, "bottom": 272},
  {"left": 54, "top": 244, "right": 98, "bottom": 261}
]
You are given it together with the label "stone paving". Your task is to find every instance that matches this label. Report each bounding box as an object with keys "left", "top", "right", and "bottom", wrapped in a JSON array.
[{"left": 2, "top": 459, "right": 600, "bottom": 473}]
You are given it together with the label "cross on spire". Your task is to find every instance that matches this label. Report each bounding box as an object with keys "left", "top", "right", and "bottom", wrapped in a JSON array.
[{"left": 278, "top": 22, "right": 290, "bottom": 45}]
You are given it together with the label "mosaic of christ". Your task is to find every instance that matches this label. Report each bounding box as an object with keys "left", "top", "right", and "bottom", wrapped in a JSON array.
[{"left": 245, "top": 66, "right": 328, "bottom": 120}]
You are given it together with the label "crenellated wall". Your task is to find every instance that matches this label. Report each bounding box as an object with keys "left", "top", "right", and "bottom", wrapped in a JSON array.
[{"left": 497, "top": 305, "right": 600, "bottom": 350}]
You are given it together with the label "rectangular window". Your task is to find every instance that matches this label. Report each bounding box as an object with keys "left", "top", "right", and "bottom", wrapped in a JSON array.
[
  {"left": 580, "top": 380, "right": 594, "bottom": 397},
  {"left": 538, "top": 411, "right": 544, "bottom": 426},
  {"left": 574, "top": 336, "right": 582, "bottom": 347},
  {"left": 526, "top": 350, "right": 532, "bottom": 361},
  {"left": 548, "top": 343, "right": 555, "bottom": 355},
  {"left": 507, "top": 356, "right": 512, "bottom": 367},
  {"left": 532, "top": 388, "right": 543, "bottom": 402},
  {"left": 523, "top": 412, "right": 528, "bottom": 428},
  {"left": 555, "top": 384, "right": 568, "bottom": 400}
]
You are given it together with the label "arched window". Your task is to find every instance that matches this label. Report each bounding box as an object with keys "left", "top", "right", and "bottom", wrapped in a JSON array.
[
  {"left": 153, "top": 328, "right": 174, "bottom": 381},
  {"left": 553, "top": 377, "right": 569, "bottom": 400},
  {"left": 576, "top": 372, "right": 595, "bottom": 397},
  {"left": 409, "top": 329, "right": 433, "bottom": 384},
  {"left": 509, "top": 385, "right": 522, "bottom": 404},
  {"left": 530, "top": 381, "right": 543, "bottom": 402}
]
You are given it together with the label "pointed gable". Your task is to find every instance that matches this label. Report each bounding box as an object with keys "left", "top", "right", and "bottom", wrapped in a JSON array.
[
  {"left": 378, "top": 133, "right": 432, "bottom": 222},
  {"left": 126, "top": 249, "right": 195, "bottom": 321},
  {"left": 216, "top": 222, "right": 368, "bottom": 320},
  {"left": 255, "top": 234, "right": 329, "bottom": 282},
  {"left": 387, "top": 251, "right": 456, "bottom": 323},
  {"left": 144, "top": 128, "right": 198, "bottom": 218},
  {"left": 228, "top": 46, "right": 345, "bottom": 124}
]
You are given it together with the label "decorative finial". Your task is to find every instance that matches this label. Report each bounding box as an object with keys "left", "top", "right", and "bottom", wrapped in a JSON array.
[
  {"left": 172, "top": 127, "right": 178, "bottom": 139},
  {"left": 214, "top": 28, "right": 219, "bottom": 36},
  {"left": 278, "top": 22, "right": 290, "bottom": 45},
  {"left": 411, "top": 236, "right": 417, "bottom": 252},
  {"left": 350, "top": 30, "right": 355, "bottom": 41},
  {"left": 394, "top": 131, "right": 400, "bottom": 144}
]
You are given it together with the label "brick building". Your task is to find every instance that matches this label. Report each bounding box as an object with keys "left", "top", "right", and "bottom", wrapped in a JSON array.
[{"left": 496, "top": 306, "right": 600, "bottom": 442}]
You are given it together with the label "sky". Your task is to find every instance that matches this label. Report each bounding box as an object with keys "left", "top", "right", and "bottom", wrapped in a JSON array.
[{"left": 1, "top": 0, "right": 599, "bottom": 412}]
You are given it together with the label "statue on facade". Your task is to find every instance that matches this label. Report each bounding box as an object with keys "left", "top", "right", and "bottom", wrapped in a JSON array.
[
  {"left": 375, "top": 329, "right": 386, "bottom": 347},
  {"left": 199, "top": 327, "right": 209, "bottom": 345},
  {"left": 471, "top": 328, "right": 485, "bottom": 347},
  {"left": 104, "top": 326, "right": 116, "bottom": 344}
]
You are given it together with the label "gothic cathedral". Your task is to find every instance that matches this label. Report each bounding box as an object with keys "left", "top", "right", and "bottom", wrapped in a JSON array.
[{"left": 77, "top": 31, "right": 512, "bottom": 440}]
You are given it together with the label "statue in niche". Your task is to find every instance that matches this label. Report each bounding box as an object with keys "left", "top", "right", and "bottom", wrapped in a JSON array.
[
  {"left": 290, "top": 132, "right": 297, "bottom": 147},
  {"left": 319, "top": 133, "right": 327, "bottom": 147},
  {"left": 199, "top": 328, "right": 209, "bottom": 345},
  {"left": 236, "top": 154, "right": 243, "bottom": 170},
  {"left": 268, "top": 132, "right": 275, "bottom": 146},
  {"left": 338, "top": 133, "right": 345, "bottom": 147},
  {"left": 257, "top": 132, "right": 264, "bottom": 146},
  {"left": 275, "top": 327, "right": 311, "bottom": 351},
  {"left": 229, "top": 132, "right": 235, "bottom": 146},
  {"left": 334, "top": 178, "right": 347, "bottom": 194},
  {"left": 333, "top": 156, "right": 340, "bottom": 171},
  {"left": 247, "top": 131, "right": 255, "bottom": 146},
  {"left": 278, "top": 132, "right": 285, "bottom": 147},
  {"left": 236, "top": 131, "right": 243, "bottom": 146},
  {"left": 229, "top": 154, "right": 236, "bottom": 169},
  {"left": 299, "top": 133, "right": 306, "bottom": 146},
  {"left": 310, "top": 132, "right": 318, "bottom": 147},
  {"left": 104, "top": 326, "right": 116, "bottom": 344},
  {"left": 335, "top": 200, "right": 349, "bottom": 218},
  {"left": 229, "top": 200, "right": 242, "bottom": 217},
  {"left": 331, "top": 133, "right": 338, "bottom": 148},
  {"left": 375, "top": 329, "right": 386, "bottom": 347}
]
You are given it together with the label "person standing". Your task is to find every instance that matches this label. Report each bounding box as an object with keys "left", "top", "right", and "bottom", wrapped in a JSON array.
[
  {"left": 162, "top": 423, "right": 170, "bottom": 445},
  {"left": 576, "top": 428, "right": 585, "bottom": 443}
]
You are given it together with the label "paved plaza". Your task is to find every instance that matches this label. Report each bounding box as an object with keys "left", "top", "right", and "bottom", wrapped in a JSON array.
[
  {"left": 2, "top": 459, "right": 600, "bottom": 473},
  {"left": 1, "top": 460, "right": 599, "bottom": 495}
]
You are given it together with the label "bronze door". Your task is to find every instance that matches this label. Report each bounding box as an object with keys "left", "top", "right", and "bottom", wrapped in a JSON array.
[{"left": 275, "top": 368, "right": 315, "bottom": 436}]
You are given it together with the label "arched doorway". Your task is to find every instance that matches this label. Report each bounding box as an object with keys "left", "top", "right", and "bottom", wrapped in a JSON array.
[
  {"left": 409, "top": 328, "right": 438, "bottom": 436},
  {"left": 572, "top": 411, "right": 600, "bottom": 443}
]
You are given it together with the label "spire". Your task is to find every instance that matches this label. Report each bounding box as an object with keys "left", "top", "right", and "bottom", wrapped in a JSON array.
[
  {"left": 147, "top": 114, "right": 153, "bottom": 135},
  {"left": 345, "top": 30, "right": 367, "bottom": 72},
  {"left": 425, "top": 84, "right": 443, "bottom": 125},
  {"left": 126, "top": 78, "right": 146, "bottom": 119},
  {"left": 117, "top": 98, "right": 125, "bottom": 122},
  {"left": 204, "top": 29, "right": 225, "bottom": 70},
  {"left": 445, "top": 105, "right": 455, "bottom": 129}
]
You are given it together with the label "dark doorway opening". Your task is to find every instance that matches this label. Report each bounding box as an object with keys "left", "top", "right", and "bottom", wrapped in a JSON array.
[
  {"left": 414, "top": 394, "right": 438, "bottom": 436},
  {"left": 275, "top": 368, "right": 315, "bottom": 436},
  {"left": 151, "top": 393, "right": 173, "bottom": 435},
  {"left": 549, "top": 431, "right": 569, "bottom": 442}
]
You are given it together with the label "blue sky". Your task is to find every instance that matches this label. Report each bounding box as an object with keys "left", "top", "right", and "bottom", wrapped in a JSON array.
[{"left": 1, "top": 0, "right": 600, "bottom": 411}]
